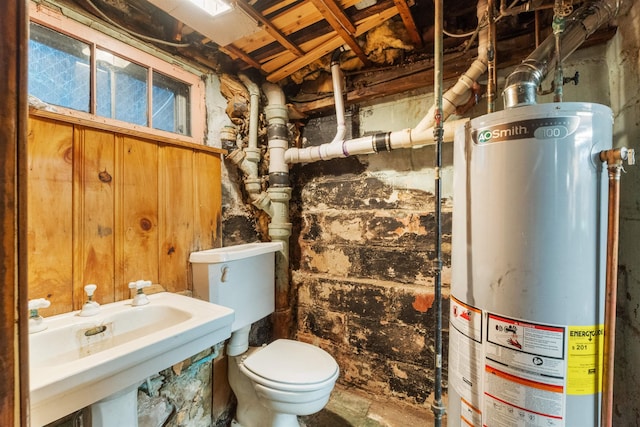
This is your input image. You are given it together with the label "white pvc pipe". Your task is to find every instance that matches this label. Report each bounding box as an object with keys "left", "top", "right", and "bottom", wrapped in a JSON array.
[
  {"left": 262, "top": 82, "right": 289, "bottom": 177},
  {"left": 283, "top": 1, "right": 488, "bottom": 165},
  {"left": 415, "top": 0, "right": 488, "bottom": 133},
  {"left": 329, "top": 50, "right": 347, "bottom": 146},
  {"left": 284, "top": 119, "right": 468, "bottom": 164},
  {"left": 238, "top": 74, "right": 260, "bottom": 150}
]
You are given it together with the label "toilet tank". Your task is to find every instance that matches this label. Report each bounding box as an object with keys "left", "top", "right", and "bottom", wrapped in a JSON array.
[{"left": 189, "top": 242, "right": 283, "bottom": 332}]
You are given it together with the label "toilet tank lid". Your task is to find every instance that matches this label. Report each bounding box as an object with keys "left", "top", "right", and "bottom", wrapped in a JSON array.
[{"left": 189, "top": 242, "right": 283, "bottom": 263}]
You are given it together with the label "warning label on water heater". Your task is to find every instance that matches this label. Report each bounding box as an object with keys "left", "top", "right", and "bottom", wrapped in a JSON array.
[{"left": 484, "top": 313, "right": 566, "bottom": 427}]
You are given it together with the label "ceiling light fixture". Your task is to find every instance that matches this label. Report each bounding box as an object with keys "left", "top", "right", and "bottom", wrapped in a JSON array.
[
  {"left": 146, "top": 0, "right": 261, "bottom": 46},
  {"left": 188, "top": 0, "right": 231, "bottom": 17}
]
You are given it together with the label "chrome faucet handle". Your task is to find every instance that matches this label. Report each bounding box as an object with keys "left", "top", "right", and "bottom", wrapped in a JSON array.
[
  {"left": 28, "top": 298, "right": 51, "bottom": 334},
  {"left": 128, "top": 280, "right": 151, "bottom": 306}
]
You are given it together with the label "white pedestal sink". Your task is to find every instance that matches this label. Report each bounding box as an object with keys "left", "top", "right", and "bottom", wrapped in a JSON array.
[{"left": 28, "top": 292, "right": 234, "bottom": 426}]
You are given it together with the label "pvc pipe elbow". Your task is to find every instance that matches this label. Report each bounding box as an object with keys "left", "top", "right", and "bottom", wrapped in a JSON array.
[{"left": 252, "top": 192, "right": 274, "bottom": 217}]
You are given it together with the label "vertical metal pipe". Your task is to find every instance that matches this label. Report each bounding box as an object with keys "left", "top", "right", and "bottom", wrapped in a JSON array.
[
  {"left": 599, "top": 147, "right": 635, "bottom": 427},
  {"left": 503, "top": 0, "right": 624, "bottom": 108},
  {"left": 487, "top": 0, "right": 496, "bottom": 113},
  {"left": 601, "top": 163, "right": 620, "bottom": 427},
  {"left": 431, "top": 0, "right": 445, "bottom": 425}
]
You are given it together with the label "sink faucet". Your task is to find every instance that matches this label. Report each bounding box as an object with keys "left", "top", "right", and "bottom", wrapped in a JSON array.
[
  {"left": 28, "top": 298, "right": 51, "bottom": 333},
  {"left": 128, "top": 280, "right": 151, "bottom": 306},
  {"left": 79, "top": 284, "right": 100, "bottom": 317}
]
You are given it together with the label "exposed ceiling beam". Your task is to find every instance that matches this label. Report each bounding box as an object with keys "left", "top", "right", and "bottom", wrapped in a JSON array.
[
  {"left": 234, "top": 0, "right": 305, "bottom": 57},
  {"left": 392, "top": 0, "right": 422, "bottom": 47},
  {"left": 310, "top": 0, "right": 371, "bottom": 66},
  {"left": 313, "top": 0, "right": 357, "bottom": 33},
  {"left": 267, "top": 6, "right": 399, "bottom": 82},
  {"left": 290, "top": 26, "right": 618, "bottom": 115},
  {"left": 220, "top": 44, "right": 265, "bottom": 70}
]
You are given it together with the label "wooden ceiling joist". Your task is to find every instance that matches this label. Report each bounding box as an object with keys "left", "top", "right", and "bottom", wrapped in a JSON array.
[
  {"left": 235, "top": 0, "right": 305, "bottom": 57},
  {"left": 266, "top": 6, "right": 399, "bottom": 82},
  {"left": 392, "top": 0, "right": 422, "bottom": 47},
  {"left": 220, "top": 44, "right": 264, "bottom": 70},
  {"left": 310, "top": 0, "right": 371, "bottom": 66}
]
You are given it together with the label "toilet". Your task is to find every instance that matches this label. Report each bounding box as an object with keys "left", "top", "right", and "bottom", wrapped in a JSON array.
[{"left": 189, "top": 242, "right": 339, "bottom": 427}]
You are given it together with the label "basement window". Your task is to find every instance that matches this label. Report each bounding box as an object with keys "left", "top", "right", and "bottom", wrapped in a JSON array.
[
  {"left": 29, "top": 23, "right": 91, "bottom": 112},
  {"left": 27, "top": 8, "right": 204, "bottom": 140}
]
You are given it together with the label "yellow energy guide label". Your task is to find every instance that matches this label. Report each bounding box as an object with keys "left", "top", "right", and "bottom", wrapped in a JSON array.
[{"left": 567, "top": 325, "right": 604, "bottom": 395}]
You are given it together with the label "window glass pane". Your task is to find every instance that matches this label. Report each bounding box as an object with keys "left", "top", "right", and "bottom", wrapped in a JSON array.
[
  {"left": 28, "top": 23, "right": 90, "bottom": 112},
  {"left": 96, "top": 49, "right": 148, "bottom": 126},
  {"left": 152, "top": 71, "right": 191, "bottom": 136}
]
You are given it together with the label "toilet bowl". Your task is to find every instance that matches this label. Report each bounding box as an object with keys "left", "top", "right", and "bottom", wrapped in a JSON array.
[
  {"left": 231, "top": 339, "right": 339, "bottom": 427},
  {"left": 189, "top": 243, "right": 339, "bottom": 427}
]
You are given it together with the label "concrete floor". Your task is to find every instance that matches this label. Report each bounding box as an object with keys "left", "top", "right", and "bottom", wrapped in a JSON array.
[{"left": 300, "top": 385, "right": 445, "bottom": 427}]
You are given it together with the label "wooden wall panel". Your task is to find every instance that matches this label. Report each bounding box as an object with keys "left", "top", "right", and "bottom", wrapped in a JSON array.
[
  {"left": 158, "top": 146, "right": 195, "bottom": 292},
  {"left": 2, "top": 2, "right": 28, "bottom": 422},
  {"left": 73, "top": 127, "right": 116, "bottom": 305},
  {"left": 27, "top": 117, "right": 74, "bottom": 315},
  {"left": 116, "top": 136, "right": 160, "bottom": 300},
  {"left": 27, "top": 115, "right": 223, "bottom": 311},
  {"left": 194, "top": 151, "right": 222, "bottom": 251}
]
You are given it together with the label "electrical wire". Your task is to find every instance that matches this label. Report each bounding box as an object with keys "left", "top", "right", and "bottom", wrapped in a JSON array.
[
  {"left": 443, "top": 27, "right": 478, "bottom": 38},
  {"left": 84, "top": 0, "right": 191, "bottom": 48}
]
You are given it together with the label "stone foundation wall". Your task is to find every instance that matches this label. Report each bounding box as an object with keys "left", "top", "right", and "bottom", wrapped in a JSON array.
[{"left": 290, "top": 142, "right": 452, "bottom": 406}]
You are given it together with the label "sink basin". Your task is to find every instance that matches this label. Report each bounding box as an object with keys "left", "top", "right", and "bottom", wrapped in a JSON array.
[{"left": 29, "top": 292, "right": 234, "bottom": 426}]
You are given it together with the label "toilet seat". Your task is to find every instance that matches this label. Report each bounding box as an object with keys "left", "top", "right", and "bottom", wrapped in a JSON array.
[{"left": 241, "top": 339, "right": 339, "bottom": 391}]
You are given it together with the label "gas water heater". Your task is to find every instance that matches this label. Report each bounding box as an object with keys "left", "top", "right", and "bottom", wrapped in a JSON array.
[{"left": 448, "top": 103, "right": 612, "bottom": 427}]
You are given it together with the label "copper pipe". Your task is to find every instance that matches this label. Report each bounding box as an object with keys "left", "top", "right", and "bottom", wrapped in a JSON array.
[
  {"left": 599, "top": 147, "right": 634, "bottom": 427},
  {"left": 601, "top": 162, "right": 620, "bottom": 427}
]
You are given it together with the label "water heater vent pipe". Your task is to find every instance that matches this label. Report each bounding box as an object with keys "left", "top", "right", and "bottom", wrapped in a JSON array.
[{"left": 503, "top": 0, "right": 624, "bottom": 108}]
